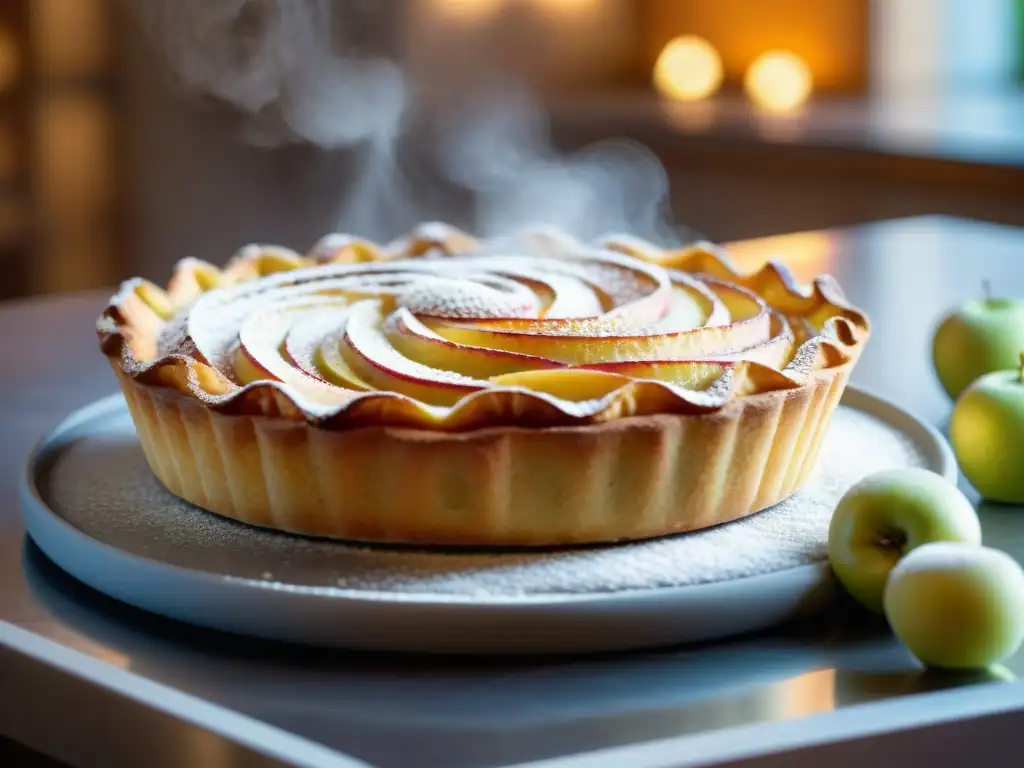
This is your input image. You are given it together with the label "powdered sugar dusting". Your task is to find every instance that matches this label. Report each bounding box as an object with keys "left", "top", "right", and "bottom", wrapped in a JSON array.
[
  {"left": 284, "top": 310, "right": 346, "bottom": 377},
  {"left": 45, "top": 403, "right": 929, "bottom": 598},
  {"left": 156, "top": 308, "right": 193, "bottom": 357},
  {"left": 397, "top": 273, "right": 539, "bottom": 319},
  {"left": 345, "top": 300, "right": 485, "bottom": 389},
  {"left": 104, "top": 227, "right": 870, "bottom": 429}
]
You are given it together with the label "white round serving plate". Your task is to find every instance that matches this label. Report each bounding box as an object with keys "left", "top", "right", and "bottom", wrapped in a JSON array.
[{"left": 20, "top": 387, "right": 955, "bottom": 655}]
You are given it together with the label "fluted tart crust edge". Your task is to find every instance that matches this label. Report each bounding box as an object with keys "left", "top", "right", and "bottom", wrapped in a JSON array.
[{"left": 114, "top": 363, "right": 851, "bottom": 545}]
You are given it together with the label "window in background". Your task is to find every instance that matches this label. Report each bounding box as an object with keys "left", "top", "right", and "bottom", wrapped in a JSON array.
[
  {"left": 1019, "top": 0, "right": 1024, "bottom": 81},
  {"left": 943, "top": 0, "right": 1019, "bottom": 88},
  {"left": 872, "top": 0, "right": 1022, "bottom": 93},
  {"left": 869, "top": 0, "right": 1024, "bottom": 161}
]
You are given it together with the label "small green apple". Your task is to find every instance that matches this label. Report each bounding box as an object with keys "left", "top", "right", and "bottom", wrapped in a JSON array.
[
  {"left": 950, "top": 356, "right": 1024, "bottom": 504},
  {"left": 932, "top": 292, "right": 1024, "bottom": 401},
  {"left": 828, "top": 468, "right": 981, "bottom": 613},
  {"left": 884, "top": 542, "right": 1024, "bottom": 670}
]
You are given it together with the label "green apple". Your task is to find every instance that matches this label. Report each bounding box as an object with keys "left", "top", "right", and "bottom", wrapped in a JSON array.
[
  {"left": 828, "top": 468, "right": 981, "bottom": 613},
  {"left": 950, "top": 357, "right": 1024, "bottom": 504},
  {"left": 932, "top": 293, "right": 1024, "bottom": 401},
  {"left": 884, "top": 542, "right": 1024, "bottom": 670}
]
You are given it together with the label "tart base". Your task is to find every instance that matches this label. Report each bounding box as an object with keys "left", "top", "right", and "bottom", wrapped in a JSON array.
[{"left": 114, "top": 363, "right": 852, "bottom": 547}]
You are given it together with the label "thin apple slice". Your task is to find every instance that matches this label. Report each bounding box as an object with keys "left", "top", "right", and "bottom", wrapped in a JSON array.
[
  {"left": 490, "top": 368, "right": 634, "bottom": 402},
  {"left": 715, "top": 313, "right": 795, "bottom": 368},
  {"left": 276, "top": 296, "right": 379, "bottom": 390},
  {"left": 646, "top": 281, "right": 721, "bottom": 333},
  {"left": 422, "top": 268, "right": 750, "bottom": 364},
  {"left": 384, "top": 307, "right": 562, "bottom": 378},
  {"left": 283, "top": 309, "right": 348, "bottom": 382},
  {"left": 555, "top": 248, "right": 669, "bottom": 309},
  {"left": 307, "top": 233, "right": 382, "bottom": 264},
  {"left": 690, "top": 275, "right": 764, "bottom": 324},
  {"left": 585, "top": 312, "right": 793, "bottom": 385},
  {"left": 387, "top": 222, "right": 479, "bottom": 258},
  {"left": 233, "top": 343, "right": 275, "bottom": 385},
  {"left": 339, "top": 299, "right": 488, "bottom": 406},
  {"left": 515, "top": 271, "right": 604, "bottom": 318},
  {"left": 166, "top": 257, "right": 224, "bottom": 306},
  {"left": 442, "top": 279, "right": 668, "bottom": 335},
  {"left": 132, "top": 279, "right": 175, "bottom": 321},
  {"left": 443, "top": 249, "right": 672, "bottom": 324},
  {"left": 234, "top": 303, "right": 354, "bottom": 404},
  {"left": 426, "top": 306, "right": 770, "bottom": 365},
  {"left": 580, "top": 360, "right": 732, "bottom": 390},
  {"left": 397, "top": 272, "right": 541, "bottom": 320},
  {"left": 314, "top": 338, "right": 374, "bottom": 390},
  {"left": 221, "top": 244, "right": 307, "bottom": 284},
  {"left": 469, "top": 261, "right": 608, "bottom": 319}
]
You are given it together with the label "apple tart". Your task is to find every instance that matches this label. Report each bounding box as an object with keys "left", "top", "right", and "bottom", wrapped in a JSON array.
[{"left": 98, "top": 224, "right": 870, "bottom": 546}]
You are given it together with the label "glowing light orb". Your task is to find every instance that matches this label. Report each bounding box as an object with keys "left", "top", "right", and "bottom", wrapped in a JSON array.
[
  {"left": 744, "top": 51, "right": 813, "bottom": 113},
  {"left": 653, "top": 35, "right": 724, "bottom": 102}
]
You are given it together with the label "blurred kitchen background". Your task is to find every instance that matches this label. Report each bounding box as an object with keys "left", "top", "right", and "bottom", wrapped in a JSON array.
[{"left": 1, "top": 0, "right": 1023, "bottom": 299}]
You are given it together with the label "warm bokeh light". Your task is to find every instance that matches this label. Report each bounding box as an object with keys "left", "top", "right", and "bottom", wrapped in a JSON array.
[
  {"left": 43, "top": 626, "right": 131, "bottom": 670},
  {"left": 0, "top": 28, "right": 20, "bottom": 90},
  {"left": 744, "top": 50, "right": 813, "bottom": 113},
  {"left": 653, "top": 35, "right": 724, "bottom": 102},
  {"left": 778, "top": 668, "right": 836, "bottom": 717},
  {"left": 432, "top": 0, "right": 505, "bottom": 24}
]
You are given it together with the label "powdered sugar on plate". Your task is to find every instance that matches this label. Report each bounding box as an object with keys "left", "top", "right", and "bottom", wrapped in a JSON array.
[{"left": 42, "top": 403, "right": 928, "bottom": 599}]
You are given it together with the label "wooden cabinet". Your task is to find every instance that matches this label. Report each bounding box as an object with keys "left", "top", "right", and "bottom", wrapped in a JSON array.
[
  {"left": 0, "top": 0, "right": 119, "bottom": 299},
  {"left": 0, "top": 0, "right": 29, "bottom": 299}
]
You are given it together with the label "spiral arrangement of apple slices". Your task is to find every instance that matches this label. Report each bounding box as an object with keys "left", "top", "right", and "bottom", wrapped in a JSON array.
[{"left": 100, "top": 224, "right": 869, "bottom": 431}]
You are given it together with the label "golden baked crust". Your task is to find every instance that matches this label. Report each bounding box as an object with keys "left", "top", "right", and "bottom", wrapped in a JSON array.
[{"left": 98, "top": 224, "right": 869, "bottom": 546}]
